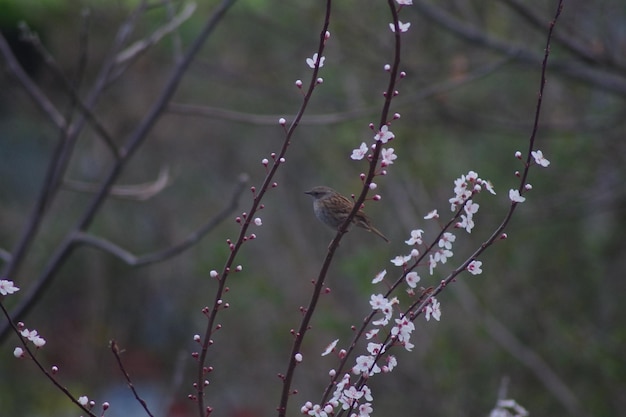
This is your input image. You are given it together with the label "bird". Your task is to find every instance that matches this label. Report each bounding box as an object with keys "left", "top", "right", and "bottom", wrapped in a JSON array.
[{"left": 305, "top": 186, "right": 390, "bottom": 243}]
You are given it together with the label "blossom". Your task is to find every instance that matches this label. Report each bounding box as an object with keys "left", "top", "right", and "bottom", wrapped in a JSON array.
[
  {"left": 464, "top": 200, "right": 479, "bottom": 216},
  {"left": 370, "top": 294, "right": 397, "bottom": 326},
  {"left": 0, "top": 279, "right": 19, "bottom": 295},
  {"left": 20, "top": 328, "right": 46, "bottom": 347},
  {"left": 424, "top": 210, "right": 439, "bottom": 220},
  {"left": 381, "top": 148, "right": 397, "bottom": 166},
  {"left": 254, "top": 217, "right": 262, "bottom": 226},
  {"left": 372, "top": 269, "right": 386, "bottom": 284},
  {"left": 509, "top": 189, "right": 526, "bottom": 203},
  {"left": 438, "top": 232, "right": 456, "bottom": 250},
  {"left": 78, "top": 396, "right": 89, "bottom": 406},
  {"left": 365, "top": 329, "right": 379, "bottom": 339},
  {"left": 390, "top": 254, "right": 411, "bottom": 266},
  {"left": 433, "top": 248, "right": 453, "bottom": 264},
  {"left": 531, "top": 150, "right": 550, "bottom": 167},
  {"left": 467, "top": 260, "right": 483, "bottom": 275},
  {"left": 358, "top": 403, "right": 373, "bottom": 417},
  {"left": 396, "top": 0, "right": 413, "bottom": 4},
  {"left": 405, "top": 272, "right": 420, "bottom": 288},
  {"left": 489, "top": 399, "right": 529, "bottom": 417},
  {"left": 425, "top": 298, "right": 441, "bottom": 321},
  {"left": 374, "top": 125, "right": 394, "bottom": 143},
  {"left": 382, "top": 355, "right": 397, "bottom": 373},
  {"left": 322, "top": 339, "right": 339, "bottom": 356},
  {"left": 457, "top": 214, "right": 475, "bottom": 233},
  {"left": 306, "top": 53, "right": 325, "bottom": 69},
  {"left": 405, "top": 229, "right": 424, "bottom": 245},
  {"left": 306, "top": 403, "right": 328, "bottom": 417},
  {"left": 484, "top": 180, "right": 496, "bottom": 195},
  {"left": 391, "top": 316, "right": 415, "bottom": 350},
  {"left": 367, "top": 342, "right": 384, "bottom": 356},
  {"left": 389, "top": 21, "right": 411, "bottom": 33},
  {"left": 13, "top": 347, "right": 24, "bottom": 358},
  {"left": 428, "top": 254, "right": 437, "bottom": 275},
  {"left": 351, "top": 142, "right": 368, "bottom": 160}
]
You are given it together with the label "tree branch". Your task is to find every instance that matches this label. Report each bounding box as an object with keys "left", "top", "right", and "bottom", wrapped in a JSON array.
[{"left": 72, "top": 174, "right": 248, "bottom": 266}]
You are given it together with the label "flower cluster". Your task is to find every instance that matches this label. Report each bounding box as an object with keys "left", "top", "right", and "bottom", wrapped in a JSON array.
[
  {"left": 302, "top": 374, "right": 374, "bottom": 417},
  {"left": 0, "top": 279, "right": 19, "bottom": 295}
]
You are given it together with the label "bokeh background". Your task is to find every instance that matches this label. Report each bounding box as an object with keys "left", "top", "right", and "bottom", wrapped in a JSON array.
[{"left": 1, "top": 1, "right": 625, "bottom": 416}]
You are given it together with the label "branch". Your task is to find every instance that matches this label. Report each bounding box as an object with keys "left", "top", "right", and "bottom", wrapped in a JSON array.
[
  {"left": 168, "top": 56, "right": 511, "bottom": 126},
  {"left": 114, "top": 2, "right": 196, "bottom": 66},
  {"left": 0, "top": 302, "right": 97, "bottom": 417},
  {"left": 0, "top": 0, "right": 239, "bottom": 344},
  {"left": 110, "top": 340, "right": 155, "bottom": 417},
  {"left": 72, "top": 174, "right": 248, "bottom": 266},
  {"left": 17, "top": 22, "right": 121, "bottom": 158},
  {"left": 412, "top": 0, "right": 626, "bottom": 96},
  {"left": 452, "top": 281, "right": 589, "bottom": 417},
  {"left": 63, "top": 167, "right": 171, "bottom": 201},
  {"left": 0, "top": 33, "right": 66, "bottom": 129}
]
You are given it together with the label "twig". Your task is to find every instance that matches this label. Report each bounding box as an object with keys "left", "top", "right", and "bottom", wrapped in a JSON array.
[
  {"left": 167, "top": 56, "right": 511, "bottom": 126},
  {"left": 0, "top": 33, "right": 66, "bottom": 129},
  {"left": 412, "top": 0, "right": 626, "bottom": 96},
  {"left": 18, "top": 22, "right": 120, "bottom": 158},
  {"left": 63, "top": 167, "right": 171, "bottom": 201},
  {"left": 0, "top": 0, "right": 239, "bottom": 344},
  {"left": 452, "top": 280, "right": 587, "bottom": 417},
  {"left": 0, "top": 302, "right": 97, "bottom": 417},
  {"left": 110, "top": 340, "right": 155, "bottom": 417},
  {"left": 114, "top": 2, "right": 196, "bottom": 65},
  {"left": 72, "top": 174, "right": 248, "bottom": 266}
]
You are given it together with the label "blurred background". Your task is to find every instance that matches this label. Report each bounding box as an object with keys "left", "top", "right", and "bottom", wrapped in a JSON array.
[{"left": 0, "top": 0, "right": 625, "bottom": 416}]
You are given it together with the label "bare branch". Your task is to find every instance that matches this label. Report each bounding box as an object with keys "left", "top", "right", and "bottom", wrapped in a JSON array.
[
  {"left": 0, "top": 33, "right": 66, "bottom": 129},
  {"left": 0, "top": 302, "right": 97, "bottom": 417},
  {"left": 71, "top": 174, "right": 248, "bottom": 266},
  {"left": 114, "top": 2, "right": 196, "bottom": 66},
  {"left": 63, "top": 167, "right": 171, "bottom": 201},
  {"left": 168, "top": 56, "right": 511, "bottom": 126},
  {"left": 453, "top": 280, "right": 589, "bottom": 417},
  {"left": 412, "top": 0, "right": 626, "bottom": 96},
  {"left": 0, "top": 0, "right": 239, "bottom": 343},
  {"left": 17, "top": 23, "right": 121, "bottom": 158},
  {"left": 110, "top": 340, "right": 155, "bottom": 417}
]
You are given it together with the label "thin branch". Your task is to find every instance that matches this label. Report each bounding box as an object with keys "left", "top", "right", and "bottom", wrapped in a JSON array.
[
  {"left": 500, "top": 0, "right": 626, "bottom": 71},
  {"left": 412, "top": 0, "right": 626, "bottom": 96},
  {"left": 0, "top": 0, "right": 239, "bottom": 343},
  {"left": 18, "top": 22, "right": 120, "bottom": 158},
  {"left": 0, "top": 302, "right": 97, "bottom": 417},
  {"left": 110, "top": 340, "right": 155, "bottom": 417},
  {"left": 72, "top": 174, "right": 248, "bottom": 266},
  {"left": 168, "top": 56, "right": 511, "bottom": 126},
  {"left": 63, "top": 167, "right": 171, "bottom": 201},
  {"left": 452, "top": 281, "right": 588, "bottom": 417},
  {"left": 114, "top": 2, "right": 196, "bottom": 66},
  {"left": 0, "top": 33, "right": 66, "bottom": 129}
]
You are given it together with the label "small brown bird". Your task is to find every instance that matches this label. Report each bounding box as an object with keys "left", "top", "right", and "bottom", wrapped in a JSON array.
[{"left": 305, "top": 186, "right": 390, "bottom": 243}]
